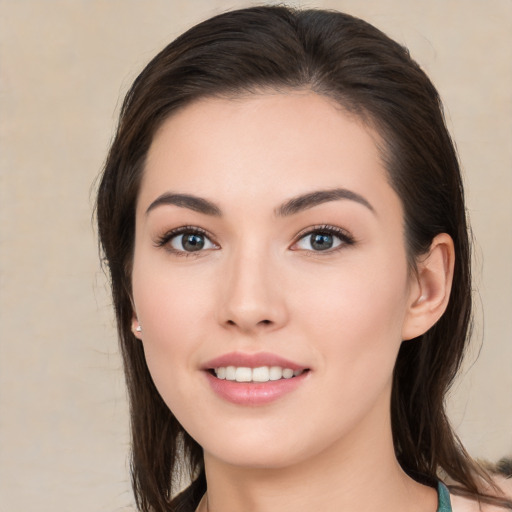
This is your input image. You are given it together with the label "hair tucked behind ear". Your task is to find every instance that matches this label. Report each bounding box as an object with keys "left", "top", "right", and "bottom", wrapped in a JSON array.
[{"left": 96, "top": 6, "right": 510, "bottom": 511}]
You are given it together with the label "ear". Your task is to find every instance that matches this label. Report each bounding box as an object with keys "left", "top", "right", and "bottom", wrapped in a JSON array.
[
  {"left": 131, "top": 313, "right": 143, "bottom": 340},
  {"left": 401, "top": 233, "right": 455, "bottom": 341}
]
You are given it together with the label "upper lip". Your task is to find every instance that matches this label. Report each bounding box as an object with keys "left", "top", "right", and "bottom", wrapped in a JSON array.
[{"left": 202, "top": 351, "right": 307, "bottom": 371}]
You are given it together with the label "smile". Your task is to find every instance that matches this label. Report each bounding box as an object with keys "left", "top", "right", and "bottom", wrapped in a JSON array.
[
  {"left": 203, "top": 352, "right": 310, "bottom": 405},
  {"left": 213, "top": 366, "right": 305, "bottom": 382}
]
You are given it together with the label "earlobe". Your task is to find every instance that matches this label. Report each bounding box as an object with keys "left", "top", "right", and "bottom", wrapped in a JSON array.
[
  {"left": 132, "top": 314, "right": 143, "bottom": 339},
  {"left": 402, "top": 233, "right": 455, "bottom": 341}
]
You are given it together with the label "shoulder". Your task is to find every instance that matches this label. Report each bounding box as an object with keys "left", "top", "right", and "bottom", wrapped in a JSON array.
[{"left": 450, "top": 492, "right": 511, "bottom": 512}]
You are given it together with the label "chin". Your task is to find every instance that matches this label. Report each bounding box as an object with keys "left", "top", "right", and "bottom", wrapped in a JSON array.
[
  {"left": 205, "top": 444, "right": 307, "bottom": 470},
  {"left": 198, "top": 423, "right": 333, "bottom": 471}
]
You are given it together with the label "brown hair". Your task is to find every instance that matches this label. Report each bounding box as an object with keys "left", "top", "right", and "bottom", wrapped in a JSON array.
[{"left": 96, "top": 6, "right": 509, "bottom": 511}]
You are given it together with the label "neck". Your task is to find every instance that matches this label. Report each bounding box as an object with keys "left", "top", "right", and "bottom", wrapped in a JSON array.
[{"left": 200, "top": 400, "right": 437, "bottom": 512}]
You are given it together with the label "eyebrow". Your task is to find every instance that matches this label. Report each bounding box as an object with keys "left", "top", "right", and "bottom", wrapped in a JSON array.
[
  {"left": 145, "top": 188, "right": 375, "bottom": 217},
  {"left": 275, "top": 188, "right": 375, "bottom": 217},
  {"left": 146, "top": 193, "right": 222, "bottom": 216}
]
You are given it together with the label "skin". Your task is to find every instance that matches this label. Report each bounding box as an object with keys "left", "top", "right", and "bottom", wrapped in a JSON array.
[{"left": 131, "top": 91, "right": 456, "bottom": 512}]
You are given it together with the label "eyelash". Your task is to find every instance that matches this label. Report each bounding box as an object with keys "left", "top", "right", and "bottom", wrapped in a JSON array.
[
  {"left": 291, "top": 225, "right": 355, "bottom": 253},
  {"left": 154, "top": 224, "right": 355, "bottom": 256},
  {"left": 155, "top": 226, "right": 218, "bottom": 257}
]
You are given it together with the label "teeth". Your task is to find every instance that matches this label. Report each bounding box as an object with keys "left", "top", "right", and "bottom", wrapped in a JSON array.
[
  {"left": 269, "top": 366, "right": 283, "bottom": 381},
  {"left": 225, "top": 366, "right": 236, "bottom": 380},
  {"left": 213, "top": 366, "right": 304, "bottom": 383},
  {"left": 252, "top": 366, "right": 270, "bottom": 382},
  {"left": 282, "top": 368, "right": 294, "bottom": 379},
  {"left": 235, "top": 367, "right": 252, "bottom": 382}
]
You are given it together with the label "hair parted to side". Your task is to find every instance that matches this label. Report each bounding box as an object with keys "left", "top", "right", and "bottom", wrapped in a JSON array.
[{"left": 96, "top": 6, "right": 507, "bottom": 511}]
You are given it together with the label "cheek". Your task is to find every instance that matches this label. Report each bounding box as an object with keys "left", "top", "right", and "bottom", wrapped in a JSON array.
[
  {"left": 130, "top": 256, "right": 215, "bottom": 400},
  {"left": 132, "top": 246, "right": 215, "bottom": 333},
  {"left": 290, "top": 261, "right": 410, "bottom": 431},
  {"left": 294, "top": 254, "right": 410, "bottom": 368}
]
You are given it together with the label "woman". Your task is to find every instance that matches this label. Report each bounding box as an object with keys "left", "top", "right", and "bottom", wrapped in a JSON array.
[{"left": 96, "top": 6, "right": 511, "bottom": 512}]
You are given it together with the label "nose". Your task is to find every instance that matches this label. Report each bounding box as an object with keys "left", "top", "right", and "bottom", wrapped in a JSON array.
[{"left": 217, "top": 244, "right": 288, "bottom": 335}]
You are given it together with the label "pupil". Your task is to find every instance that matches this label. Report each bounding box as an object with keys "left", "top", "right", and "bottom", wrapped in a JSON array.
[
  {"left": 183, "top": 234, "right": 205, "bottom": 251},
  {"left": 311, "top": 233, "right": 333, "bottom": 251}
]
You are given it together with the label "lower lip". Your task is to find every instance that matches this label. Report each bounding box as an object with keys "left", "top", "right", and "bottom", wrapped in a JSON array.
[{"left": 204, "top": 371, "right": 309, "bottom": 406}]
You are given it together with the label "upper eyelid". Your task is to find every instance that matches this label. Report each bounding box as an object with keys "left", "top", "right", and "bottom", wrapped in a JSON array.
[
  {"left": 155, "top": 225, "right": 217, "bottom": 247},
  {"left": 293, "top": 224, "right": 353, "bottom": 240},
  {"left": 290, "top": 225, "right": 355, "bottom": 251}
]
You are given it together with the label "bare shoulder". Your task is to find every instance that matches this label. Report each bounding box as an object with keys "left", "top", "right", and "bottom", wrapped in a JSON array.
[{"left": 450, "top": 492, "right": 511, "bottom": 512}]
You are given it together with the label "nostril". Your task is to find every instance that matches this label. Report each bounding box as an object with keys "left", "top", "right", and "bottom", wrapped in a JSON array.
[{"left": 223, "top": 317, "right": 277, "bottom": 330}]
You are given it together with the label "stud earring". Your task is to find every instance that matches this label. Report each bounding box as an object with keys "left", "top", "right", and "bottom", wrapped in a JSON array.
[{"left": 135, "top": 325, "right": 142, "bottom": 333}]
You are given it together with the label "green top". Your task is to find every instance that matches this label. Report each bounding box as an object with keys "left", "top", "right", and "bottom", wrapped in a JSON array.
[{"left": 437, "top": 482, "right": 452, "bottom": 512}]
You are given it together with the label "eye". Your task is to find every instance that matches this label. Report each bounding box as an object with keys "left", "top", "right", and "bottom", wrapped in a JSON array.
[
  {"left": 292, "top": 226, "right": 354, "bottom": 252},
  {"left": 171, "top": 232, "right": 216, "bottom": 252},
  {"left": 156, "top": 227, "right": 218, "bottom": 255}
]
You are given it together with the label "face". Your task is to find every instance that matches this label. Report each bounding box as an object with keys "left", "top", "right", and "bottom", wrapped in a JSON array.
[{"left": 131, "top": 92, "right": 420, "bottom": 470}]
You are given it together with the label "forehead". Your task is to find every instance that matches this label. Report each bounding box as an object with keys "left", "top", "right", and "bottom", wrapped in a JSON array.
[{"left": 140, "top": 91, "right": 394, "bottom": 215}]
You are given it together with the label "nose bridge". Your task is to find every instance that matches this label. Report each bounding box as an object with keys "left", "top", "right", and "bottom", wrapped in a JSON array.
[{"left": 219, "top": 236, "right": 286, "bottom": 332}]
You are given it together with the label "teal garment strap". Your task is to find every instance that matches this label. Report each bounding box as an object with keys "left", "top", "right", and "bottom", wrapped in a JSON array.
[{"left": 437, "top": 481, "right": 452, "bottom": 512}]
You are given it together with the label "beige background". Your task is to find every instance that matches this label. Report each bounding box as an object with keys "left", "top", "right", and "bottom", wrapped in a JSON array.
[{"left": 0, "top": 1, "right": 510, "bottom": 510}]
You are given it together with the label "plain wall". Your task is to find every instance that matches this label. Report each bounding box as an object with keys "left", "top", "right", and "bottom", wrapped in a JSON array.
[{"left": 0, "top": 1, "right": 510, "bottom": 510}]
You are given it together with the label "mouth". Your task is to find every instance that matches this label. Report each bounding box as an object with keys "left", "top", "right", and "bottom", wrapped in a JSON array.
[
  {"left": 202, "top": 352, "right": 310, "bottom": 404},
  {"left": 208, "top": 366, "right": 309, "bottom": 383}
]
